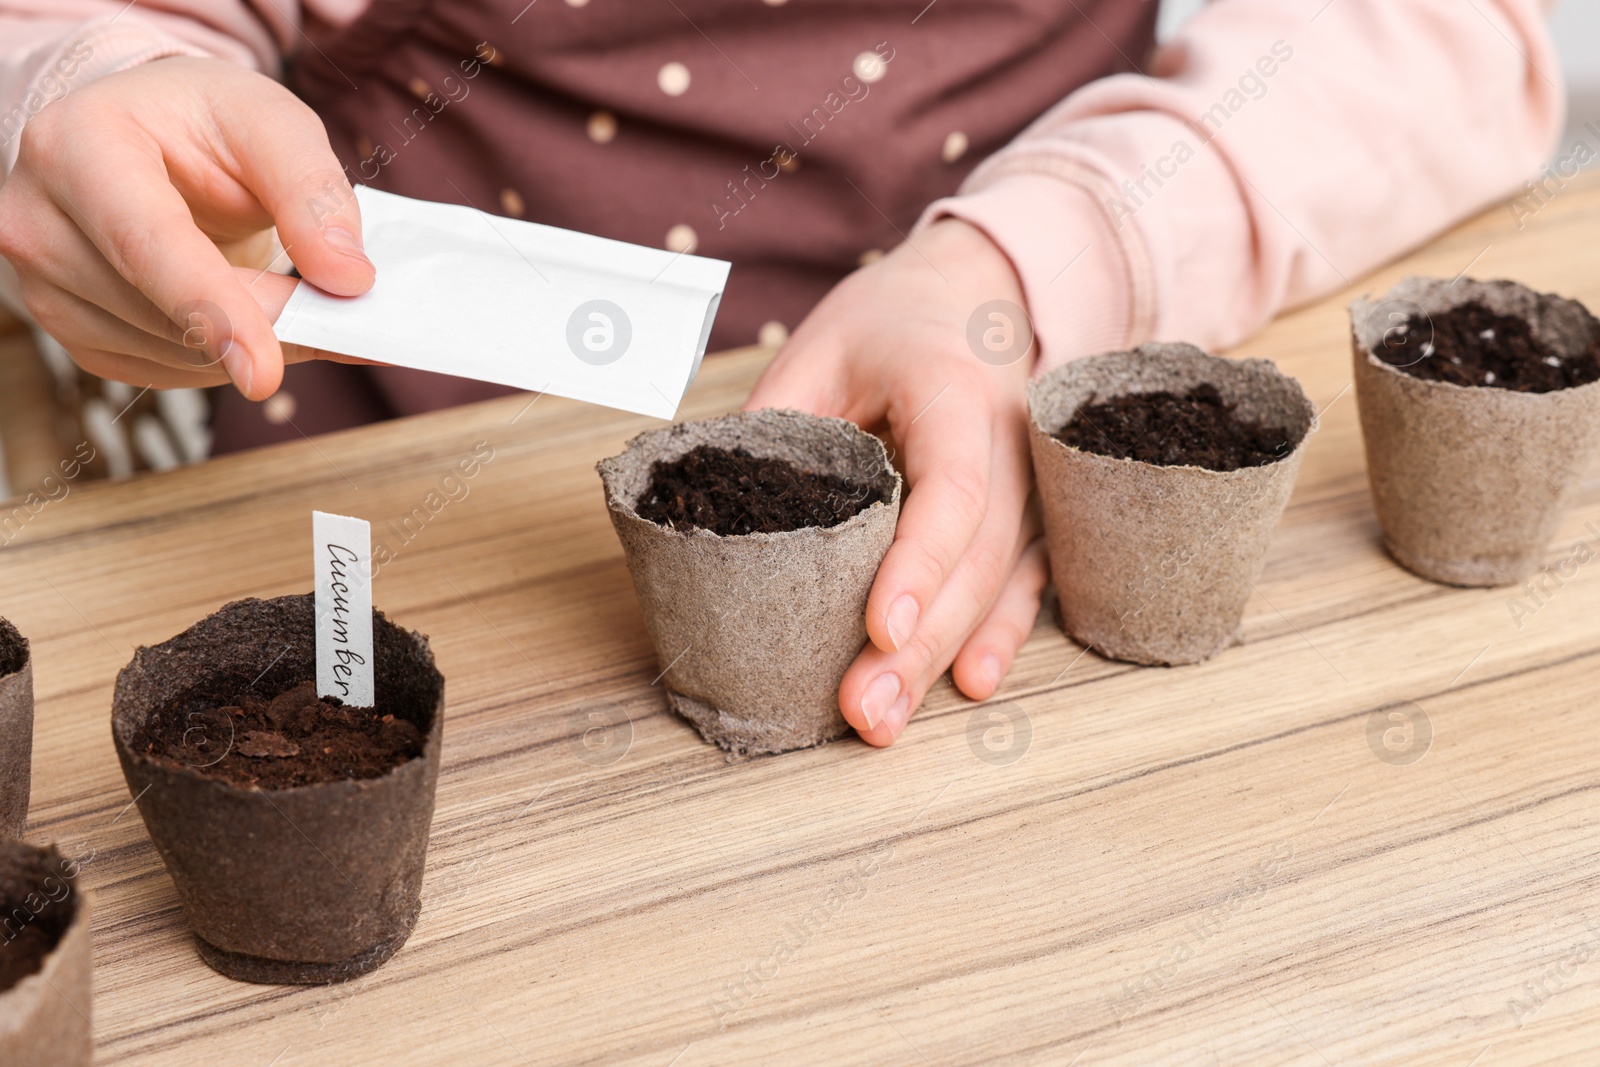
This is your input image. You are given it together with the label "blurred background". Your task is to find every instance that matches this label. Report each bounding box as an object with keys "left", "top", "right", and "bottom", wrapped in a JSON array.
[
  {"left": 1550, "top": 3, "right": 1600, "bottom": 142},
  {"left": 1159, "top": 0, "right": 1600, "bottom": 148}
]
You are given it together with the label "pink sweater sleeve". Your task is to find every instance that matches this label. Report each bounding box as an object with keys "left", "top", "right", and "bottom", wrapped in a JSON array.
[{"left": 926, "top": 0, "right": 1565, "bottom": 371}]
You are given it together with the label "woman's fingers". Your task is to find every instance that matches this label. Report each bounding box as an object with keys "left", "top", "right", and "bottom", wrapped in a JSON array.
[
  {"left": 735, "top": 219, "right": 1043, "bottom": 747},
  {"left": 840, "top": 518, "right": 1036, "bottom": 745},
  {"left": 951, "top": 534, "right": 1050, "bottom": 701},
  {"left": 9, "top": 196, "right": 185, "bottom": 343},
  {"left": 18, "top": 280, "right": 230, "bottom": 377},
  {"left": 17, "top": 199, "right": 330, "bottom": 378},
  {"left": 68, "top": 346, "right": 231, "bottom": 391},
  {"left": 862, "top": 367, "right": 997, "bottom": 654},
  {"left": 0, "top": 58, "right": 372, "bottom": 400},
  {"left": 755, "top": 340, "right": 1030, "bottom": 677},
  {"left": 32, "top": 264, "right": 326, "bottom": 383},
  {"left": 840, "top": 420, "right": 1035, "bottom": 741},
  {"left": 240, "top": 267, "right": 299, "bottom": 321},
  {"left": 14, "top": 241, "right": 369, "bottom": 392},
  {"left": 863, "top": 352, "right": 1032, "bottom": 657},
  {"left": 37, "top": 129, "right": 283, "bottom": 398},
  {"left": 234, "top": 268, "right": 388, "bottom": 367},
  {"left": 221, "top": 74, "right": 375, "bottom": 299}
]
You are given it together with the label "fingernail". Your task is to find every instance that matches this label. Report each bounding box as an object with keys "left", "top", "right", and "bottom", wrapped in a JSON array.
[
  {"left": 981, "top": 653, "right": 1003, "bottom": 692},
  {"left": 322, "top": 224, "right": 370, "bottom": 262},
  {"left": 885, "top": 595, "right": 920, "bottom": 650},
  {"left": 221, "top": 345, "right": 253, "bottom": 397},
  {"left": 884, "top": 694, "right": 911, "bottom": 735},
  {"left": 860, "top": 673, "right": 901, "bottom": 730}
]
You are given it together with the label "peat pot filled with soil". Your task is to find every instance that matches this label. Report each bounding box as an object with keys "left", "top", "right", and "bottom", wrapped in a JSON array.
[
  {"left": 0, "top": 840, "right": 92, "bottom": 1067},
  {"left": 1028, "top": 343, "right": 1317, "bottom": 666},
  {"left": 111, "top": 594, "right": 444, "bottom": 984},
  {"left": 1351, "top": 276, "right": 1600, "bottom": 586},
  {"left": 0, "top": 619, "right": 33, "bottom": 838},
  {"left": 598, "top": 409, "right": 902, "bottom": 755}
]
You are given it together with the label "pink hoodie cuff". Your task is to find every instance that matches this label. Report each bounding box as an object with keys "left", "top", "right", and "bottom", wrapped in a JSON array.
[
  {"left": 3, "top": 17, "right": 210, "bottom": 172},
  {"left": 55, "top": 18, "right": 208, "bottom": 85},
  {"left": 919, "top": 172, "right": 1143, "bottom": 374}
]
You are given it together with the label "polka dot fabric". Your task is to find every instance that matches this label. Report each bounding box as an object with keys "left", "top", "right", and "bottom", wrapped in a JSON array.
[{"left": 210, "top": 0, "right": 1162, "bottom": 450}]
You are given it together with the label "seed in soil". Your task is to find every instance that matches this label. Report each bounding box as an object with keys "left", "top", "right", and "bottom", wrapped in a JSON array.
[{"left": 1377, "top": 301, "right": 1600, "bottom": 392}]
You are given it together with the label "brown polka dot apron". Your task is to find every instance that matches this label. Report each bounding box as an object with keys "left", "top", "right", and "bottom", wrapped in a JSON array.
[{"left": 212, "top": 0, "right": 1157, "bottom": 451}]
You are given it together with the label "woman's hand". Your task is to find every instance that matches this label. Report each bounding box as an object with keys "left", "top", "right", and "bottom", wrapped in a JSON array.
[
  {"left": 746, "top": 219, "right": 1049, "bottom": 745},
  {"left": 0, "top": 56, "right": 373, "bottom": 398}
]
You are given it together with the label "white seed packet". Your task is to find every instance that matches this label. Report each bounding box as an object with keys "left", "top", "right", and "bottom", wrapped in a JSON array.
[{"left": 275, "top": 186, "right": 730, "bottom": 420}]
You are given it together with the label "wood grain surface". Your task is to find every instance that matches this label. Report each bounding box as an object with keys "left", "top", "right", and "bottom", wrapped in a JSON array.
[{"left": 2, "top": 179, "right": 1599, "bottom": 1066}]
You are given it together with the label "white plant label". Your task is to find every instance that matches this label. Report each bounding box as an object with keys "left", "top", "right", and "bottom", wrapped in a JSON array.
[{"left": 313, "top": 510, "right": 374, "bottom": 707}]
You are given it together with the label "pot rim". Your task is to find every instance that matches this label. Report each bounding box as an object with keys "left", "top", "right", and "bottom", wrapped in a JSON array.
[
  {"left": 1349, "top": 276, "right": 1600, "bottom": 403},
  {"left": 110, "top": 596, "right": 442, "bottom": 799},
  {"left": 0, "top": 845, "right": 87, "bottom": 1013},
  {"left": 597, "top": 408, "right": 904, "bottom": 544},
  {"left": 1028, "top": 345, "right": 1318, "bottom": 478}
]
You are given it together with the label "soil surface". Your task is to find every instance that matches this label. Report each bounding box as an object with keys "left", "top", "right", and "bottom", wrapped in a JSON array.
[
  {"left": 0, "top": 842, "right": 73, "bottom": 993},
  {"left": 1377, "top": 301, "right": 1600, "bottom": 392},
  {"left": 635, "top": 444, "right": 884, "bottom": 535},
  {"left": 1056, "top": 383, "right": 1293, "bottom": 471},
  {"left": 131, "top": 680, "right": 424, "bottom": 789},
  {"left": 0, "top": 619, "right": 25, "bottom": 677}
]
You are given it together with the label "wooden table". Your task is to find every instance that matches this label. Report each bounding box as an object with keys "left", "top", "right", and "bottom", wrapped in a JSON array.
[{"left": 3, "top": 181, "right": 1600, "bottom": 1067}]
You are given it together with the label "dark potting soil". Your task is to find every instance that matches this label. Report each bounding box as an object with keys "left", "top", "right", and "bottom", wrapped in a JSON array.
[
  {"left": 130, "top": 680, "right": 424, "bottom": 789},
  {"left": 1056, "top": 383, "right": 1292, "bottom": 471},
  {"left": 0, "top": 842, "right": 73, "bottom": 993},
  {"left": 635, "top": 444, "right": 884, "bottom": 535},
  {"left": 1377, "top": 301, "right": 1600, "bottom": 392},
  {"left": 0, "top": 618, "right": 26, "bottom": 677}
]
